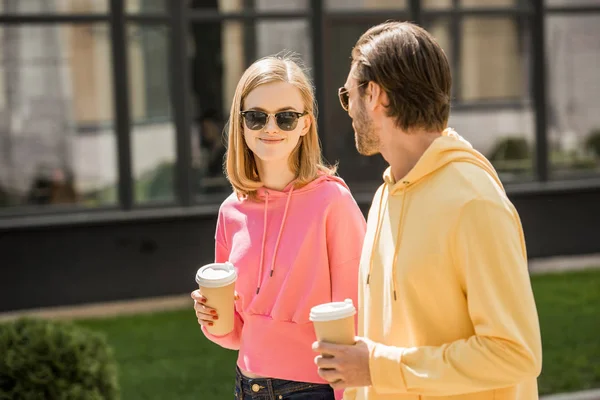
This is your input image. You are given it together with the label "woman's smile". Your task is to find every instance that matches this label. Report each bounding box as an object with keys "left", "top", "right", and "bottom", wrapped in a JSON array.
[{"left": 258, "top": 137, "right": 285, "bottom": 144}]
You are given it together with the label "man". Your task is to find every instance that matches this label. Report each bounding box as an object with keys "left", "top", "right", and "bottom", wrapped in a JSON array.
[{"left": 313, "top": 21, "right": 542, "bottom": 400}]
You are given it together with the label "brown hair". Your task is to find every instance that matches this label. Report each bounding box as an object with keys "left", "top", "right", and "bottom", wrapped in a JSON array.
[
  {"left": 351, "top": 21, "right": 452, "bottom": 132},
  {"left": 225, "top": 54, "right": 335, "bottom": 198}
]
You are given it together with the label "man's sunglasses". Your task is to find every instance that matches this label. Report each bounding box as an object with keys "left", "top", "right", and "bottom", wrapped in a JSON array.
[
  {"left": 338, "top": 82, "right": 367, "bottom": 111},
  {"left": 240, "top": 110, "right": 308, "bottom": 131}
]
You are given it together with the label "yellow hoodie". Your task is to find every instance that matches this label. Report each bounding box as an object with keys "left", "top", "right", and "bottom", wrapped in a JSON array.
[{"left": 348, "top": 129, "right": 542, "bottom": 400}]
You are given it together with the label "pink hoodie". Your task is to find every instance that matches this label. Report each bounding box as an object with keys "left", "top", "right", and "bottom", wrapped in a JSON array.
[{"left": 202, "top": 174, "right": 366, "bottom": 397}]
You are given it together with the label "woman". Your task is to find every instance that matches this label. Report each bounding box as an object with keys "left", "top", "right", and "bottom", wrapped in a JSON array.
[{"left": 191, "top": 54, "right": 366, "bottom": 400}]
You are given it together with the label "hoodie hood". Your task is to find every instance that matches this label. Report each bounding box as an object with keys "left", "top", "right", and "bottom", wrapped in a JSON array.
[
  {"left": 383, "top": 128, "right": 504, "bottom": 194},
  {"left": 255, "top": 172, "right": 350, "bottom": 199},
  {"left": 253, "top": 172, "right": 350, "bottom": 294},
  {"left": 369, "top": 128, "right": 504, "bottom": 300}
]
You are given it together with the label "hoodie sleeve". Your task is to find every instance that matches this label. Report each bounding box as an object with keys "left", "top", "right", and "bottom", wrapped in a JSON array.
[
  {"left": 326, "top": 191, "right": 366, "bottom": 400},
  {"left": 369, "top": 197, "right": 542, "bottom": 396},
  {"left": 200, "top": 211, "right": 244, "bottom": 350},
  {"left": 326, "top": 190, "right": 366, "bottom": 305}
]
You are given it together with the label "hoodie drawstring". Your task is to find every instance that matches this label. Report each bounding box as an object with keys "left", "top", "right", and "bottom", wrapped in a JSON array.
[
  {"left": 367, "top": 183, "right": 388, "bottom": 286},
  {"left": 366, "top": 182, "right": 408, "bottom": 302},
  {"left": 256, "top": 187, "right": 294, "bottom": 294},
  {"left": 390, "top": 189, "right": 408, "bottom": 301}
]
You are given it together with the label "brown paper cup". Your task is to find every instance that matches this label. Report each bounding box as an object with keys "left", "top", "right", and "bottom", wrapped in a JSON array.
[
  {"left": 196, "top": 262, "right": 237, "bottom": 336},
  {"left": 310, "top": 299, "right": 356, "bottom": 345}
]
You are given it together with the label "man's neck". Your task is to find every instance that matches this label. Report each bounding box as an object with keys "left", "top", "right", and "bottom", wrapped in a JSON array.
[
  {"left": 382, "top": 128, "right": 442, "bottom": 182},
  {"left": 256, "top": 159, "right": 296, "bottom": 191}
]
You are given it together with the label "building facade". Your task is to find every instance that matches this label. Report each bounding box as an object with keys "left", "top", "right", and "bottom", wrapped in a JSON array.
[{"left": 1, "top": 0, "right": 599, "bottom": 312}]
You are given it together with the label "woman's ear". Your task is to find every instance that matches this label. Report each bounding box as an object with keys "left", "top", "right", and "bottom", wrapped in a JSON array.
[{"left": 300, "top": 114, "right": 312, "bottom": 136}]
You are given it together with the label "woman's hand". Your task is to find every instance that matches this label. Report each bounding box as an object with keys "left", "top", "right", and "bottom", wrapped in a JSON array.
[
  {"left": 191, "top": 290, "right": 240, "bottom": 327},
  {"left": 191, "top": 290, "right": 218, "bottom": 327}
]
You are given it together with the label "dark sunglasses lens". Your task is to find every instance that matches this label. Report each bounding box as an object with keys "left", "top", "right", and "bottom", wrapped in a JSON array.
[
  {"left": 275, "top": 112, "right": 299, "bottom": 131},
  {"left": 243, "top": 111, "right": 267, "bottom": 130}
]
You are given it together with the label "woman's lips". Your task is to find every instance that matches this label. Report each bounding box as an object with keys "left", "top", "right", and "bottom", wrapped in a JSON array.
[{"left": 259, "top": 138, "right": 284, "bottom": 144}]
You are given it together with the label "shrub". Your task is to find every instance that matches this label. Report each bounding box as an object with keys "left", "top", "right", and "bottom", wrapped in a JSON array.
[
  {"left": 0, "top": 317, "right": 119, "bottom": 400},
  {"left": 585, "top": 128, "right": 600, "bottom": 158},
  {"left": 147, "top": 162, "right": 174, "bottom": 200},
  {"left": 488, "top": 136, "right": 531, "bottom": 162}
]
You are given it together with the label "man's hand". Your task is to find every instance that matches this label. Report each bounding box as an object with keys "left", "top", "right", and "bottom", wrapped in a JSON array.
[{"left": 312, "top": 337, "right": 375, "bottom": 390}]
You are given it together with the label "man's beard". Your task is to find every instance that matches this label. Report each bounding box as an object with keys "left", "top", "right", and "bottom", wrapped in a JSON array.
[{"left": 353, "top": 100, "right": 379, "bottom": 156}]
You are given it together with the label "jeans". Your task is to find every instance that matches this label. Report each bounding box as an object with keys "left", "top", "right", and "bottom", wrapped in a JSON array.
[{"left": 234, "top": 367, "right": 335, "bottom": 400}]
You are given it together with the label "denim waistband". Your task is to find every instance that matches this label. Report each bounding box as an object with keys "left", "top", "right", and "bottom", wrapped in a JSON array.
[{"left": 235, "top": 367, "right": 333, "bottom": 399}]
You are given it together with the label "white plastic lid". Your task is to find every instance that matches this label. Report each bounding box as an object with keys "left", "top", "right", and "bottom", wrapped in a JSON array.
[
  {"left": 309, "top": 299, "right": 356, "bottom": 322},
  {"left": 195, "top": 262, "right": 237, "bottom": 288}
]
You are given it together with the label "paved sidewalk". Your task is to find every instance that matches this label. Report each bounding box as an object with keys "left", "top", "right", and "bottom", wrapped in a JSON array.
[
  {"left": 0, "top": 294, "right": 191, "bottom": 322},
  {"left": 529, "top": 253, "right": 600, "bottom": 275}
]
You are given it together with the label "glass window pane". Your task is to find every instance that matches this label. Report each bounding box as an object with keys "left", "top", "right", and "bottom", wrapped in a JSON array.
[
  {"left": 0, "top": 0, "right": 107, "bottom": 14},
  {"left": 323, "top": 20, "right": 391, "bottom": 186},
  {"left": 256, "top": 20, "right": 313, "bottom": 73},
  {"left": 545, "top": 0, "right": 600, "bottom": 7},
  {"left": 189, "top": 21, "right": 243, "bottom": 198},
  {"left": 325, "top": 0, "right": 407, "bottom": 11},
  {"left": 546, "top": 14, "right": 600, "bottom": 178},
  {"left": 460, "top": 0, "right": 519, "bottom": 7},
  {"left": 450, "top": 109, "right": 535, "bottom": 183},
  {"left": 190, "top": 1, "right": 307, "bottom": 14},
  {"left": 460, "top": 17, "right": 529, "bottom": 101},
  {"left": 126, "top": 0, "right": 166, "bottom": 13},
  {"left": 423, "top": 17, "right": 453, "bottom": 75},
  {"left": 256, "top": 0, "right": 308, "bottom": 11},
  {"left": 0, "top": 24, "right": 117, "bottom": 209},
  {"left": 423, "top": 0, "right": 452, "bottom": 9},
  {"left": 127, "top": 24, "right": 176, "bottom": 204}
]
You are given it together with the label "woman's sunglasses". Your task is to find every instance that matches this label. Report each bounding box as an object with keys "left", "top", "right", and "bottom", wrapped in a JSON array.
[
  {"left": 338, "top": 82, "right": 367, "bottom": 111},
  {"left": 240, "top": 110, "right": 308, "bottom": 131}
]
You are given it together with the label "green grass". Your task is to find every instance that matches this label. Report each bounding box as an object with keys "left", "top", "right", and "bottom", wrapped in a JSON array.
[
  {"left": 77, "top": 309, "right": 237, "bottom": 400},
  {"left": 532, "top": 269, "right": 600, "bottom": 394},
  {"left": 75, "top": 268, "right": 600, "bottom": 399}
]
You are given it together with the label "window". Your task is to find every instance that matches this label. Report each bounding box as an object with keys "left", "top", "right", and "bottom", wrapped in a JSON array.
[
  {"left": 323, "top": 20, "right": 390, "bottom": 187},
  {"left": 450, "top": 108, "right": 535, "bottom": 183},
  {"left": 127, "top": 24, "right": 176, "bottom": 204},
  {"left": 546, "top": 14, "right": 600, "bottom": 178},
  {"left": 0, "top": 0, "right": 107, "bottom": 14},
  {"left": 459, "top": 17, "right": 528, "bottom": 102},
  {"left": 422, "top": 0, "right": 452, "bottom": 9},
  {"left": 2, "top": 0, "right": 597, "bottom": 216},
  {"left": 0, "top": 24, "right": 117, "bottom": 209},
  {"left": 255, "top": 0, "right": 308, "bottom": 11},
  {"left": 325, "top": 0, "right": 407, "bottom": 10},
  {"left": 545, "top": 0, "right": 600, "bottom": 7},
  {"left": 460, "top": 0, "right": 519, "bottom": 7},
  {"left": 255, "top": 20, "right": 312, "bottom": 73},
  {"left": 126, "top": 0, "right": 166, "bottom": 14},
  {"left": 188, "top": 20, "right": 243, "bottom": 198}
]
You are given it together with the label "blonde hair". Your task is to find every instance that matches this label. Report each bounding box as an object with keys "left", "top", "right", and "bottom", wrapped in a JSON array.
[{"left": 225, "top": 53, "right": 336, "bottom": 199}]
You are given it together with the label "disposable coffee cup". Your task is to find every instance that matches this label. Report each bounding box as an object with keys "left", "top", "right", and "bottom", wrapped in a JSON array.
[
  {"left": 309, "top": 299, "right": 356, "bottom": 345},
  {"left": 195, "top": 262, "right": 237, "bottom": 336}
]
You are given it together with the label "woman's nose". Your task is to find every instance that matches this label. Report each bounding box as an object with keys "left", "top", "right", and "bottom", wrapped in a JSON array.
[{"left": 263, "top": 115, "right": 279, "bottom": 134}]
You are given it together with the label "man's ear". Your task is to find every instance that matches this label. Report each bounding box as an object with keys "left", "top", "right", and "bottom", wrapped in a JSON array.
[
  {"left": 300, "top": 114, "right": 312, "bottom": 136},
  {"left": 366, "top": 81, "right": 388, "bottom": 111}
]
